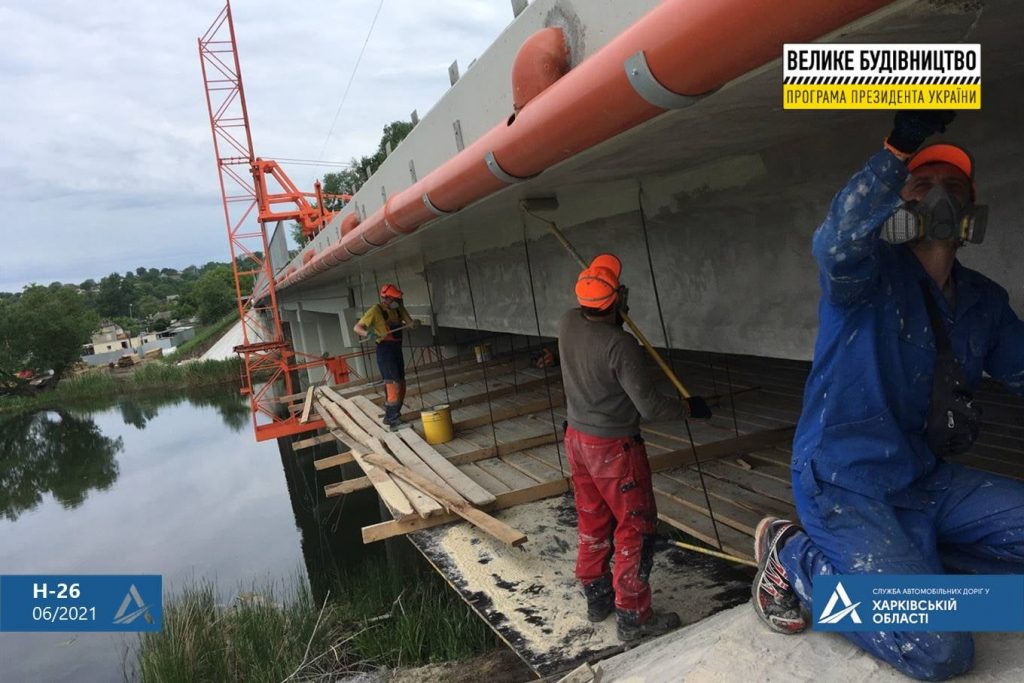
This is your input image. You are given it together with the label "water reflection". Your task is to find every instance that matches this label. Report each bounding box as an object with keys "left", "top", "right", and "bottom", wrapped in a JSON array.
[
  {"left": 0, "top": 388, "right": 251, "bottom": 522},
  {"left": 0, "top": 411, "right": 122, "bottom": 521},
  {"left": 0, "top": 386, "right": 396, "bottom": 682}
]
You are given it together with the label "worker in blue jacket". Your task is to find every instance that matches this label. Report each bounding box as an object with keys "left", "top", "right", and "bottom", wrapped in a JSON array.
[{"left": 751, "top": 111, "right": 1024, "bottom": 681}]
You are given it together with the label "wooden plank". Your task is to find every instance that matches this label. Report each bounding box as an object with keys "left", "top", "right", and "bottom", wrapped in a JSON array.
[
  {"left": 382, "top": 432, "right": 464, "bottom": 502},
  {"left": 315, "top": 397, "right": 440, "bottom": 518},
  {"left": 324, "top": 477, "right": 371, "bottom": 497},
  {"left": 313, "top": 451, "right": 353, "bottom": 470},
  {"left": 654, "top": 492, "right": 752, "bottom": 561},
  {"left": 362, "top": 478, "right": 571, "bottom": 543},
  {"left": 298, "top": 386, "right": 315, "bottom": 423},
  {"left": 279, "top": 355, "right": 469, "bottom": 404},
  {"left": 400, "top": 429, "right": 497, "bottom": 506},
  {"left": 459, "top": 463, "right": 511, "bottom": 494},
  {"left": 369, "top": 359, "right": 520, "bottom": 406},
  {"left": 653, "top": 473, "right": 760, "bottom": 536},
  {"left": 453, "top": 394, "right": 564, "bottom": 431},
  {"left": 476, "top": 458, "right": 539, "bottom": 490},
  {"left": 661, "top": 466, "right": 796, "bottom": 520},
  {"left": 292, "top": 433, "right": 336, "bottom": 451},
  {"left": 313, "top": 401, "right": 416, "bottom": 520},
  {"left": 500, "top": 451, "right": 564, "bottom": 483},
  {"left": 399, "top": 375, "right": 555, "bottom": 421},
  {"left": 334, "top": 395, "right": 389, "bottom": 439},
  {"left": 647, "top": 426, "right": 796, "bottom": 473},
  {"left": 698, "top": 460, "right": 794, "bottom": 506},
  {"left": 322, "top": 432, "right": 557, "bottom": 498},
  {"left": 444, "top": 432, "right": 559, "bottom": 466},
  {"left": 364, "top": 453, "right": 528, "bottom": 546}
]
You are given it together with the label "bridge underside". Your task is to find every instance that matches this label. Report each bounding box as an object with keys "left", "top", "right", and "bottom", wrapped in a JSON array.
[
  {"left": 279, "top": 0, "right": 1022, "bottom": 366},
  {"left": 283, "top": 2, "right": 1024, "bottom": 676}
]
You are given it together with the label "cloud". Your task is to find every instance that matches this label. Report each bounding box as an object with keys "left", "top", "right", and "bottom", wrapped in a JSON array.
[{"left": 0, "top": 0, "right": 511, "bottom": 292}]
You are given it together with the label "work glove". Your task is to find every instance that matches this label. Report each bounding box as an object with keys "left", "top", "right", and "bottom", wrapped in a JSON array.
[
  {"left": 365, "top": 330, "right": 378, "bottom": 343},
  {"left": 686, "top": 395, "right": 712, "bottom": 420},
  {"left": 410, "top": 319, "right": 422, "bottom": 329},
  {"left": 886, "top": 110, "right": 956, "bottom": 155}
]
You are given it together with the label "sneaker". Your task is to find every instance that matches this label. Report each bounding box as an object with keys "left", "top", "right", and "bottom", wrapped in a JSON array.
[
  {"left": 616, "top": 609, "right": 680, "bottom": 642},
  {"left": 752, "top": 517, "right": 808, "bottom": 634},
  {"left": 582, "top": 576, "right": 614, "bottom": 623}
]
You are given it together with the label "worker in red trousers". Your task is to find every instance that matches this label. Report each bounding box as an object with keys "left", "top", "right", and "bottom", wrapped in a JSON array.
[{"left": 557, "top": 253, "right": 712, "bottom": 642}]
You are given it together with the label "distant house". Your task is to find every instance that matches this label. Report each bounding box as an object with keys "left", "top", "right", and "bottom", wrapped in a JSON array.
[
  {"left": 81, "top": 323, "right": 142, "bottom": 366},
  {"left": 86, "top": 323, "right": 137, "bottom": 353},
  {"left": 80, "top": 322, "right": 198, "bottom": 366}
]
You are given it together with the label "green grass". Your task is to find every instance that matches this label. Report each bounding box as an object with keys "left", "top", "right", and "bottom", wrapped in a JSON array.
[
  {"left": 0, "top": 358, "right": 241, "bottom": 414},
  {"left": 130, "top": 565, "right": 495, "bottom": 682},
  {"left": 163, "top": 311, "right": 239, "bottom": 363}
]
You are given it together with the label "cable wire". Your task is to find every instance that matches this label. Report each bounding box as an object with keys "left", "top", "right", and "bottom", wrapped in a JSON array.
[
  {"left": 460, "top": 248, "right": 500, "bottom": 453},
  {"left": 637, "top": 186, "right": 723, "bottom": 551},
  {"left": 420, "top": 253, "right": 451, "bottom": 405},
  {"left": 317, "top": 0, "right": 386, "bottom": 165},
  {"left": 519, "top": 213, "right": 566, "bottom": 479}
]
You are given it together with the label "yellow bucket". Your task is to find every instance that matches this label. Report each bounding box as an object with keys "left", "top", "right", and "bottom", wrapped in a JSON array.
[
  {"left": 474, "top": 343, "right": 492, "bottom": 363},
  {"left": 421, "top": 404, "right": 454, "bottom": 444}
]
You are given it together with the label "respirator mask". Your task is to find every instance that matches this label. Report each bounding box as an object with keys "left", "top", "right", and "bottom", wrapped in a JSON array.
[{"left": 881, "top": 185, "right": 988, "bottom": 246}]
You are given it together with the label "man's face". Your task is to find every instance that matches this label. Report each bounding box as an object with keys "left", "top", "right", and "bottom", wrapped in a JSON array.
[
  {"left": 382, "top": 296, "right": 395, "bottom": 307},
  {"left": 901, "top": 162, "right": 971, "bottom": 208}
]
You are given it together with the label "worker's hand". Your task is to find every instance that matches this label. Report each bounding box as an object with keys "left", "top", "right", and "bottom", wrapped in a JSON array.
[
  {"left": 886, "top": 110, "right": 956, "bottom": 155},
  {"left": 365, "top": 330, "right": 378, "bottom": 343},
  {"left": 617, "top": 285, "right": 630, "bottom": 314},
  {"left": 411, "top": 319, "right": 422, "bottom": 329},
  {"left": 686, "top": 396, "right": 712, "bottom": 420}
]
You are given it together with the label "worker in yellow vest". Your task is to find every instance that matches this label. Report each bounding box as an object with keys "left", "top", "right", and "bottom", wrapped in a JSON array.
[{"left": 354, "top": 284, "right": 418, "bottom": 429}]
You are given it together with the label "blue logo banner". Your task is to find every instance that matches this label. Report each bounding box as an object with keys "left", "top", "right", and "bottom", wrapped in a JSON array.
[
  {"left": 813, "top": 574, "right": 1024, "bottom": 632},
  {"left": 0, "top": 575, "right": 162, "bottom": 632}
]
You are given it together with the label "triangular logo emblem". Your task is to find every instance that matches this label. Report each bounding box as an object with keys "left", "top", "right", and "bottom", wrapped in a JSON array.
[
  {"left": 113, "top": 584, "right": 154, "bottom": 625},
  {"left": 818, "top": 581, "right": 862, "bottom": 624}
]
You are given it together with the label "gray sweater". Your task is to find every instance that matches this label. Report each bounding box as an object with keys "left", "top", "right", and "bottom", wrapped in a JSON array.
[{"left": 557, "top": 308, "right": 685, "bottom": 438}]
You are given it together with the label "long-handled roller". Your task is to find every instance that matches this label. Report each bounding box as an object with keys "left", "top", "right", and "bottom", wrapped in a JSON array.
[
  {"left": 656, "top": 536, "right": 758, "bottom": 568},
  {"left": 521, "top": 197, "right": 692, "bottom": 399},
  {"left": 520, "top": 197, "right": 759, "bottom": 569}
]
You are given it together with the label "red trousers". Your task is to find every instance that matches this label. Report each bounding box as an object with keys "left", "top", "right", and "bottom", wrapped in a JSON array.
[{"left": 565, "top": 426, "right": 658, "bottom": 619}]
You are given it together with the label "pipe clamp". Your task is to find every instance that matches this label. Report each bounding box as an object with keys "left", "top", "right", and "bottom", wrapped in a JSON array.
[{"left": 625, "top": 51, "right": 703, "bottom": 109}]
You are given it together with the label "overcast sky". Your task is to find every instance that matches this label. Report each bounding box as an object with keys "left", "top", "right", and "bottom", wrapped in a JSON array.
[{"left": 0, "top": 0, "right": 512, "bottom": 292}]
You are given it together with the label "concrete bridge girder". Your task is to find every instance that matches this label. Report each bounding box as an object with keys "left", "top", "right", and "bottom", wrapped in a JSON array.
[{"left": 279, "top": 0, "right": 1022, "bottom": 362}]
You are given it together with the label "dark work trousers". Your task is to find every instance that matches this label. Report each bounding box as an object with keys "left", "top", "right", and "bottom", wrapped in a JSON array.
[{"left": 565, "top": 425, "right": 658, "bottom": 620}]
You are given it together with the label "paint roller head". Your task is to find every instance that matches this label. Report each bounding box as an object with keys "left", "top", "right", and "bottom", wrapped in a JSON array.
[{"left": 520, "top": 197, "right": 559, "bottom": 213}]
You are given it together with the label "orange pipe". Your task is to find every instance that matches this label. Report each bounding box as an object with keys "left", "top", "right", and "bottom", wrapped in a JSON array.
[
  {"left": 512, "top": 27, "right": 569, "bottom": 113},
  {"left": 340, "top": 212, "right": 361, "bottom": 237},
  {"left": 279, "top": 0, "right": 893, "bottom": 288}
]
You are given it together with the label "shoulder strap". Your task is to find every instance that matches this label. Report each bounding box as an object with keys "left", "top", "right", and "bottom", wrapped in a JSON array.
[{"left": 919, "top": 280, "right": 952, "bottom": 357}]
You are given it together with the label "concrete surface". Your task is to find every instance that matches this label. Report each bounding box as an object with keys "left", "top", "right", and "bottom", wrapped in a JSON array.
[
  {"left": 596, "top": 602, "right": 1024, "bottom": 683},
  {"left": 410, "top": 494, "right": 752, "bottom": 677},
  {"left": 277, "top": 0, "right": 1024, "bottom": 363}
]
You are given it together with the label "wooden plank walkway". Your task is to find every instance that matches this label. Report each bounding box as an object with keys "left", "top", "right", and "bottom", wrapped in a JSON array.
[{"left": 306, "top": 349, "right": 1023, "bottom": 563}]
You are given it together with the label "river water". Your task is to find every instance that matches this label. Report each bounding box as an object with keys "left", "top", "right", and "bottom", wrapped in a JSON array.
[{"left": 0, "top": 387, "right": 382, "bottom": 681}]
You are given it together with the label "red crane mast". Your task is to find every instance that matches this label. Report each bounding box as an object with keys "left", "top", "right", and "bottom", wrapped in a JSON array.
[{"left": 197, "top": 0, "right": 351, "bottom": 441}]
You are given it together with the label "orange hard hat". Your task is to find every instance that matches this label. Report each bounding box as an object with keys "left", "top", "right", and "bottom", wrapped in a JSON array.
[
  {"left": 575, "top": 265, "right": 620, "bottom": 310},
  {"left": 908, "top": 143, "right": 976, "bottom": 200},
  {"left": 379, "top": 283, "right": 403, "bottom": 299},
  {"left": 589, "top": 253, "right": 621, "bottom": 279}
]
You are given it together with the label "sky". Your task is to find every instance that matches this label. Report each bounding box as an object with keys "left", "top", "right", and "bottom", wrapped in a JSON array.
[{"left": 0, "top": 0, "right": 512, "bottom": 292}]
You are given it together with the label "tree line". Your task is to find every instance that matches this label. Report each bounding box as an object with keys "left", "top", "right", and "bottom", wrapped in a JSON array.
[
  {"left": 2, "top": 122, "right": 415, "bottom": 386},
  {"left": 0, "top": 261, "right": 253, "bottom": 385}
]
